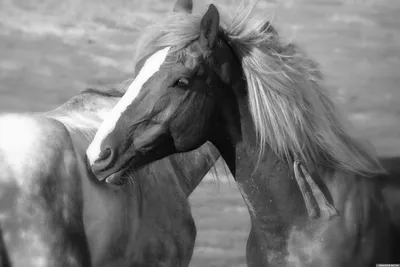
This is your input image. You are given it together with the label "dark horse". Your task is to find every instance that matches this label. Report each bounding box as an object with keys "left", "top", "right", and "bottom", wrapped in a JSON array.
[
  {"left": 0, "top": 2, "right": 223, "bottom": 266},
  {"left": 88, "top": 2, "right": 400, "bottom": 266}
]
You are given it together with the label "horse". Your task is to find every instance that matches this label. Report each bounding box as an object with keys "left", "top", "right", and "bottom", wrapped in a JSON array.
[
  {"left": 0, "top": 84, "right": 221, "bottom": 267},
  {"left": 86, "top": 1, "right": 400, "bottom": 266},
  {"left": 0, "top": 2, "right": 223, "bottom": 266}
]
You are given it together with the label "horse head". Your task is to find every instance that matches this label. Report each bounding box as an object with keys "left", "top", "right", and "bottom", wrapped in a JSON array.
[{"left": 87, "top": 4, "right": 242, "bottom": 184}]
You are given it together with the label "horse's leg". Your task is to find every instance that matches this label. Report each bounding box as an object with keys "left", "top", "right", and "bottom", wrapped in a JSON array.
[{"left": 0, "top": 227, "right": 11, "bottom": 267}]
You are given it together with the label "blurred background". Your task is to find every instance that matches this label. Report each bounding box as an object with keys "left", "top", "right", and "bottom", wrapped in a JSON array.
[{"left": 0, "top": 0, "right": 399, "bottom": 266}]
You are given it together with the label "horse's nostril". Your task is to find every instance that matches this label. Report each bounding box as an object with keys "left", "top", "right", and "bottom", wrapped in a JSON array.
[
  {"left": 90, "top": 147, "right": 118, "bottom": 181},
  {"left": 92, "top": 147, "right": 116, "bottom": 170},
  {"left": 96, "top": 147, "right": 112, "bottom": 163}
]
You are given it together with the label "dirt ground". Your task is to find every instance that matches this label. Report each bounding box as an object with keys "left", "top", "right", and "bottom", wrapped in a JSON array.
[{"left": 0, "top": 0, "right": 399, "bottom": 266}]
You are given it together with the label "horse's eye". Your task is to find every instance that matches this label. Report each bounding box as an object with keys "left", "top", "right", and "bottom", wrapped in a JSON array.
[{"left": 174, "top": 77, "right": 190, "bottom": 88}]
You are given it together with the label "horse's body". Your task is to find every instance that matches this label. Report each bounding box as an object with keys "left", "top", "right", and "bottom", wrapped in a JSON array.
[
  {"left": 0, "top": 86, "right": 218, "bottom": 266},
  {"left": 87, "top": 1, "right": 400, "bottom": 266}
]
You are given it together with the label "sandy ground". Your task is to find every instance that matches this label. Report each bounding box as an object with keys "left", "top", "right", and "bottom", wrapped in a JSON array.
[{"left": 0, "top": 0, "right": 399, "bottom": 266}]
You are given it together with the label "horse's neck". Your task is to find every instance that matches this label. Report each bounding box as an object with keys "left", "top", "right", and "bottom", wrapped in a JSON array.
[
  {"left": 213, "top": 97, "right": 310, "bottom": 221},
  {"left": 233, "top": 105, "right": 292, "bottom": 184},
  {"left": 168, "top": 143, "right": 221, "bottom": 197},
  {"left": 167, "top": 155, "right": 201, "bottom": 197},
  {"left": 213, "top": 95, "right": 262, "bottom": 176},
  {"left": 217, "top": 95, "right": 373, "bottom": 227}
]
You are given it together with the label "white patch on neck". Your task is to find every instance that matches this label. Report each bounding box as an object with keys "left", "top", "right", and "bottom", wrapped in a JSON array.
[{"left": 86, "top": 47, "right": 171, "bottom": 165}]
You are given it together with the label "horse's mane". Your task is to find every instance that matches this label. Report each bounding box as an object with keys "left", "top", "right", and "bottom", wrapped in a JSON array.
[
  {"left": 81, "top": 87, "right": 124, "bottom": 98},
  {"left": 132, "top": 2, "right": 384, "bottom": 176}
]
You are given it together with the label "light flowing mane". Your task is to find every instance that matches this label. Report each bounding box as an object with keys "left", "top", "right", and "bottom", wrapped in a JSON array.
[{"left": 132, "top": 2, "right": 384, "bottom": 176}]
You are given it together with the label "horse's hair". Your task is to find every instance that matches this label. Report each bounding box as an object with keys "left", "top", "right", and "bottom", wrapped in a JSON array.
[
  {"left": 81, "top": 88, "right": 124, "bottom": 98},
  {"left": 132, "top": 1, "right": 384, "bottom": 175}
]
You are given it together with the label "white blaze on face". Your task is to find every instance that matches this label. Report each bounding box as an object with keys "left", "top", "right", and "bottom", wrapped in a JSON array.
[{"left": 86, "top": 47, "right": 171, "bottom": 166}]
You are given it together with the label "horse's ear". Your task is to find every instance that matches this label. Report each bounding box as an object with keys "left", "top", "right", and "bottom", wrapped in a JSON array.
[
  {"left": 199, "top": 4, "right": 220, "bottom": 52},
  {"left": 173, "top": 0, "right": 193, "bottom": 13},
  {"left": 260, "top": 21, "right": 277, "bottom": 35}
]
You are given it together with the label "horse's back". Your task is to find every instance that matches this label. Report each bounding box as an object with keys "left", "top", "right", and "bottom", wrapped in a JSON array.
[{"left": 0, "top": 113, "right": 90, "bottom": 266}]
